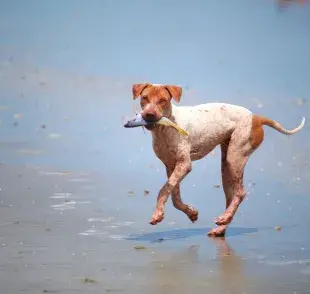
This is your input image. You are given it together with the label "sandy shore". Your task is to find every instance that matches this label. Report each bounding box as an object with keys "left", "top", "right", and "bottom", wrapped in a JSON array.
[{"left": 0, "top": 161, "right": 309, "bottom": 294}]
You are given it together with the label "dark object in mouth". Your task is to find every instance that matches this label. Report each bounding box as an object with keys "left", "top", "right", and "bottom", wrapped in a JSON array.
[{"left": 124, "top": 113, "right": 157, "bottom": 128}]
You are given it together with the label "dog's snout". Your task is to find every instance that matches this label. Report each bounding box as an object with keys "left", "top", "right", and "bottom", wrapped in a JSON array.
[{"left": 142, "top": 111, "right": 158, "bottom": 122}]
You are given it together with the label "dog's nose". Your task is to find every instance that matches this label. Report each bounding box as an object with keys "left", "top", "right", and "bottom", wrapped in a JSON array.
[{"left": 143, "top": 112, "right": 158, "bottom": 122}]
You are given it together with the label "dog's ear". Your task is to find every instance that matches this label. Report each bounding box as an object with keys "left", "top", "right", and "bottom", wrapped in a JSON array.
[
  {"left": 132, "top": 83, "right": 150, "bottom": 100},
  {"left": 164, "top": 85, "right": 182, "bottom": 103}
]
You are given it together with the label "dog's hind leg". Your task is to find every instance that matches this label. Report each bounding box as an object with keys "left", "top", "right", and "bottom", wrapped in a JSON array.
[
  {"left": 208, "top": 139, "right": 232, "bottom": 237},
  {"left": 214, "top": 115, "right": 264, "bottom": 228}
]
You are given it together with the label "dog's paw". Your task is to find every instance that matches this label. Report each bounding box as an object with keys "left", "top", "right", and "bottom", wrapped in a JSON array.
[
  {"left": 187, "top": 206, "right": 199, "bottom": 223},
  {"left": 149, "top": 210, "right": 164, "bottom": 225},
  {"left": 214, "top": 212, "right": 233, "bottom": 226},
  {"left": 207, "top": 226, "right": 226, "bottom": 237}
]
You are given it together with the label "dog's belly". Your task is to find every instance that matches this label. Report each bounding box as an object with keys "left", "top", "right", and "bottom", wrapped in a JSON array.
[
  {"left": 190, "top": 145, "right": 216, "bottom": 161},
  {"left": 187, "top": 115, "right": 235, "bottom": 161},
  {"left": 189, "top": 129, "right": 232, "bottom": 161}
]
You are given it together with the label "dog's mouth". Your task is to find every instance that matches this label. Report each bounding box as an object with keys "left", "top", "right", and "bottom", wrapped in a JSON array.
[
  {"left": 124, "top": 113, "right": 160, "bottom": 128},
  {"left": 144, "top": 124, "right": 157, "bottom": 131},
  {"left": 143, "top": 114, "right": 164, "bottom": 130}
]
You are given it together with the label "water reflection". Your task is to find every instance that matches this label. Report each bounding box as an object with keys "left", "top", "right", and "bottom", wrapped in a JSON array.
[
  {"left": 149, "top": 236, "right": 247, "bottom": 294},
  {"left": 211, "top": 236, "right": 247, "bottom": 294}
]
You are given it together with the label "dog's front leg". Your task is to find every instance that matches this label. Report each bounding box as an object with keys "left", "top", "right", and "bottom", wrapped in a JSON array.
[
  {"left": 150, "top": 159, "right": 192, "bottom": 225},
  {"left": 165, "top": 166, "right": 199, "bottom": 223}
]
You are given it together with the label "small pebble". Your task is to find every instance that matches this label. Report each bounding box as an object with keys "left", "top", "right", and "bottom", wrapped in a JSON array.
[
  {"left": 82, "top": 277, "right": 97, "bottom": 284},
  {"left": 134, "top": 245, "right": 146, "bottom": 250}
]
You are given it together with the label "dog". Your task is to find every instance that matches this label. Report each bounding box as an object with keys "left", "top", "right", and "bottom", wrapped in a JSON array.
[{"left": 131, "top": 83, "right": 305, "bottom": 237}]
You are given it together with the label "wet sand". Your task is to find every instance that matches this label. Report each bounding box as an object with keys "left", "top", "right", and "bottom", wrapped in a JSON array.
[{"left": 0, "top": 162, "right": 310, "bottom": 294}]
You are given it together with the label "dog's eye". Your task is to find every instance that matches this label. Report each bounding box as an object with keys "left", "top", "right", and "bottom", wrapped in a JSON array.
[
  {"left": 158, "top": 98, "right": 167, "bottom": 105},
  {"left": 141, "top": 96, "right": 148, "bottom": 103}
]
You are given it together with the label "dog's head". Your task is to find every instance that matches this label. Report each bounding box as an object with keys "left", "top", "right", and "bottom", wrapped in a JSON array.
[{"left": 132, "top": 83, "right": 182, "bottom": 122}]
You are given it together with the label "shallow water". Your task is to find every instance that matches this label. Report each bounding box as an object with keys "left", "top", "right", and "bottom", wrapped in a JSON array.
[
  {"left": 0, "top": 163, "right": 310, "bottom": 294},
  {"left": 1, "top": 1, "right": 310, "bottom": 293}
]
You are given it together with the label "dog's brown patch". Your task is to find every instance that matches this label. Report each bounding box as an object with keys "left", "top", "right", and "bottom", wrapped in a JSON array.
[{"left": 250, "top": 115, "right": 265, "bottom": 149}]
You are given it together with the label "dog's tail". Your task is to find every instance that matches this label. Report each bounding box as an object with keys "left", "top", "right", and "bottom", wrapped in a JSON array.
[{"left": 258, "top": 115, "right": 305, "bottom": 135}]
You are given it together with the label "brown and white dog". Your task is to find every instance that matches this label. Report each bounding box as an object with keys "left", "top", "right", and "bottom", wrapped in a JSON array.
[{"left": 132, "top": 83, "right": 305, "bottom": 237}]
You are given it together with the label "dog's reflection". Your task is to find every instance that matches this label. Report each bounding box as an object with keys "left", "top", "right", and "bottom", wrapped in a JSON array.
[
  {"left": 211, "top": 236, "right": 246, "bottom": 294},
  {"left": 151, "top": 237, "right": 246, "bottom": 294}
]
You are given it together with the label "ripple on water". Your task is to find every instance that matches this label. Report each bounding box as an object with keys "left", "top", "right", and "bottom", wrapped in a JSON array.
[
  {"left": 69, "top": 178, "right": 92, "bottom": 183},
  {"left": 39, "top": 171, "right": 72, "bottom": 176},
  {"left": 79, "top": 229, "right": 109, "bottom": 236},
  {"left": 50, "top": 201, "right": 91, "bottom": 211},
  {"left": 50, "top": 201, "right": 76, "bottom": 211},
  {"left": 87, "top": 217, "right": 114, "bottom": 223},
  {"left": 112, "top": 221, "right": 135, "bottom": 227},
  {"left": 108, "top": 234, "right": 126, "bottom": 241},
  {"left": 258, "top": 259, "right": 310, "bottom": 266},
  {"left": 49, "top": 192, "right": 73, "bottom": 199}
]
